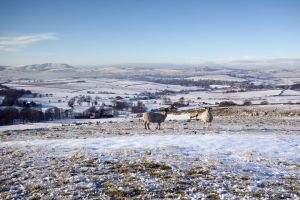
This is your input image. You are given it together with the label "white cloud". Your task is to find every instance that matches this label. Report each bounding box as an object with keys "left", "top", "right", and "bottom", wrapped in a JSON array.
[
  {"left": 221, "top": 56, "right": 300, "bottom": 68},
  {"left": 190, "top": 55, "right": 300, "bottom": 68},
  {"left": 0, "top": 33, "right": 58, "bottom": 52}
]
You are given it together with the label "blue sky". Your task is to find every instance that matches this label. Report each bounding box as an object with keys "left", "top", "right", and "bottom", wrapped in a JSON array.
[{"left": 0, "top": 0, "right": 299, "bottom": 66}]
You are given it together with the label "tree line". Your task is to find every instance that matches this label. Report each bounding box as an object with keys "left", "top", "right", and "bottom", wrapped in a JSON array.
[{"left": 0, "top": 84, "right": 44, "bottom": 125}]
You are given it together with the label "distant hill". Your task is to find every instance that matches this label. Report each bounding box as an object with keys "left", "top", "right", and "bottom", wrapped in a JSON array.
[
  {"left": 0, "top": 66, "right": 7, "bottom": 71},
  {"left": 17, "top": 63, "right": 75, "bottom": 72}
]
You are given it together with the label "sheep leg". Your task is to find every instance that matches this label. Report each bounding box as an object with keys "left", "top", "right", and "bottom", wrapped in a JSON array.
[
  {"left": 158, "top": 123, "right": 161, "bottom": 130},
  {"left": 147, "top": 123, "right": 150, "bottom": 130},
  {"left": 208, "top": 122, "right": 212, "bottom": 130},
  {"left": 203, "top": 122, "right": 207, "bottom": 130}
]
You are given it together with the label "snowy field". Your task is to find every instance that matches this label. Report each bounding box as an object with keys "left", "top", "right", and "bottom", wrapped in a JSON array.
[
  {"left": 5, "top": 78, "right": 202, "bottom": 111},
  {"left": 186, "top": 74, "right": 246, "bottom": 82},
  {"left": 1, "top": 65, "right": 300, "bottom": 199},
  {"left": 4, "top": 78, "right": 300, "bottom": 113},
  {"left": 1, "top": 105, "right": 299, "bottom": 199},
  {"left": 2, "top": 65, "right": 300, "bottom": 113}
]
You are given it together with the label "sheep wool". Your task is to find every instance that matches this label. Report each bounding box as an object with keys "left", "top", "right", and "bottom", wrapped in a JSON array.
[{"left": 143, "top": 109, "right": 168, "bottom": 130}]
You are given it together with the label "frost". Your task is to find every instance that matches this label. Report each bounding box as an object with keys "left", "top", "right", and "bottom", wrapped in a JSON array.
[{"left": 1, "top": 105, "right": 299, "bottom": 199}]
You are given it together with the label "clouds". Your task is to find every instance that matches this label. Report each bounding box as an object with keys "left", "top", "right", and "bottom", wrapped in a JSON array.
[
  {"left": 190, "top": 55, "right": 300, "bottom": 68},
  {"left": 222, "top": 57, "right": 300, "bottom": 68},
  {"left": 0, "top": 33, "right": 58, "bottom": 52}
]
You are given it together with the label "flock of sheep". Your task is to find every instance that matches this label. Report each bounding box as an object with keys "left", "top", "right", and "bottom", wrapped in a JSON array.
[{"left": 143, "top": 107, "right": 213, "bottom": 130}]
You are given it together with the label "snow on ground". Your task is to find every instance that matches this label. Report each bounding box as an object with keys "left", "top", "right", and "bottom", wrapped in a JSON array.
[
  {"left": 5, "top": 78, "right": 202, "bottom": 111},
  {"left": 2, "top": 134, "right": 299, "bottom": 169},
  {"left": 166, "top": 113, "right": 190, "bottom": 120},
  {"left": 0, "top": 116, "right": 132, "bottom": 132},
  {"left": 6, "top": 78, "right": 199, "bottom": 95},
  {"left": 171, "top": 89, "right": 300, "bottom": 105},
  {"left": 1, "top": 72, "right": 300, "bottom": 198},
  {"left": 3, "top": 78, "right": 300, "bottom": 114},
  {"left": 1, "top": 105, "right": 300, "bottom": 199},
  {"left": 0, "top": 122, "right": 61, "bottom": 132},
  {"left": 274, "top": 77, "right": 300, "bottom": 85},
  {"left": 209, "top": 84, "right": 231, "bottom": 89},
  {"left": 186, "top": 75, "right": 246, "bottom": 82},
  {"left": 283, "top": 89, "right": 300, "bottom": 96}
]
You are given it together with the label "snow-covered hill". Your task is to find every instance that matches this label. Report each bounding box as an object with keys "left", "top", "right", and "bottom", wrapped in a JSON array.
[
  {"left": 1, "top": 106, "right": 299, "bottom": 199},
  {"left": 17, "top": 63, "right": 75, "bottom": 72}
]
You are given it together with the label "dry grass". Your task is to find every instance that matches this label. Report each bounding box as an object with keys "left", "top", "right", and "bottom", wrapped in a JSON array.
[{"left": 1, "top": 148, "right": 299, "bottom": 199}]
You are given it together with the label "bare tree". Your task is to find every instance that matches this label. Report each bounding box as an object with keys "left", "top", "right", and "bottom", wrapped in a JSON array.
[
  {"left": 0, "top": 108, "right": 19, "bottom": 125},
  {"left": 132, "top": 101, "right": 147, "bottom": 113},
  {"left": 68, "top": 97, "right": 76, "bottom": 108}
]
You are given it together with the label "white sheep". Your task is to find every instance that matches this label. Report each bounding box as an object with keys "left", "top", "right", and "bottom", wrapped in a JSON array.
[
  {"left": 143, "top": 109, "right": 168, "bottom": 130},
  {"left": 201, "top": 107, "right": 213, "bottom": 128}
]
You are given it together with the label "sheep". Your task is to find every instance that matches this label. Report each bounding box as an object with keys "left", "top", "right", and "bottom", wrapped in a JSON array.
[
  {"left": 201, "top": 107, "right": 213, "bottom": 128},
  {"left": 189, "top": 111, "right": 199, "bottom": 120},
  {"left": 143, "top": 108, "right": 168, "bottom": 130}
]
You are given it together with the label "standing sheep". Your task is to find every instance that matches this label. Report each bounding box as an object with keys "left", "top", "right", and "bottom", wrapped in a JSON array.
[
  {"left": 143, "top": 108, "right": 168, "bottom": 130},
  {"left": 201, "top": 107, "right": 213, "bottom": 128}
]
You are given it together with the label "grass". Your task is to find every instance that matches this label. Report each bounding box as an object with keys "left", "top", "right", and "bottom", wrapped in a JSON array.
[
  {"left": 1, "top": 145, "right": 299, "bottom": 199},
  {"left": 207, "top": 193, "right": 221, "bottom": 200},
  {"left": 186, "top": 166, "right": 209, "bottom": 176}
]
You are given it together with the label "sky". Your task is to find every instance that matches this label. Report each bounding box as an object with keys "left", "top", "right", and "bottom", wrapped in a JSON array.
[{"left": 0, "top": 0, "right": 299, "bottom": 66}]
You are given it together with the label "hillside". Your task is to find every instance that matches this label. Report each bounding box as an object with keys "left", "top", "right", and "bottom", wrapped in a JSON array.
[
  {"left": 17, "top": 63, "right": 74, "bottom": 72},
  {"left": 1, "top": 105, "right": 299, "bottom": 199}
]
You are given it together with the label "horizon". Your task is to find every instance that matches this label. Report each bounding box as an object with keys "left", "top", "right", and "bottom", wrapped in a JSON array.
[
  {"left": 2, "top": 58, "right": 300, "bottom": 69},
  {"left": 0, "top": 0, "right": 299, "bottom": 67}
]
